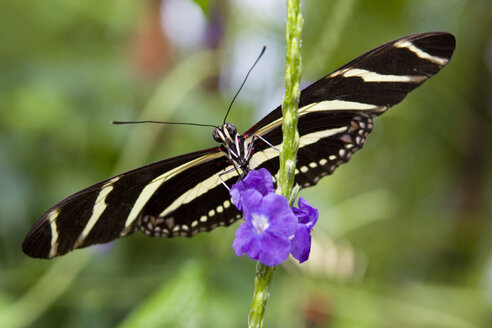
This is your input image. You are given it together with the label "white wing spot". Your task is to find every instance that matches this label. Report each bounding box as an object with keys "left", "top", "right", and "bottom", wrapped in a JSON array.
[
  {"left": 300, "top": 166, "right": 308, "bottom": 173},
  {"left": 309, "top": 162, "right": 317, "bottom": 168},
  {"left": 319, "top": 159, "right": 328, "bottom": 165},
  {"left": 208, "top": 209, "right": 215, "bottom": 217},
  {"left": 200, "top": 215, "right": 207, "bottom": 222},
  {"left": 191, "top": 220, "right": 198, "bottom": 228},
  {"left": 223, "top": 200, "right": 231, "bottom": 209},
  {"left": 216, "top": 205, "right": 224, "bottom": 213}
]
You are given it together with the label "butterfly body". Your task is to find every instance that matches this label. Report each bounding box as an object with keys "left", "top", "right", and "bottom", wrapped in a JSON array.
[
  {"left": 23, "top": 32, "right": 456, "bottom": 258},
  {"left": 213, "top": 123, "right": 251, "bottom": 174}
]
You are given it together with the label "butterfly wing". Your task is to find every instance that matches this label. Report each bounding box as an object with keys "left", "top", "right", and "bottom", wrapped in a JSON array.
[
  {"left": 246, "top": 32, "right": 456, "bottom": 187},
  {"left": 22, "top": 147, "right": 242, "bottom": 258}
]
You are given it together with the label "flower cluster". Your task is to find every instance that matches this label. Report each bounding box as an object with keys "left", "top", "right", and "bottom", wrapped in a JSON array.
[{"left": 230, "top": 168, "right": 318, "bottom": 266}]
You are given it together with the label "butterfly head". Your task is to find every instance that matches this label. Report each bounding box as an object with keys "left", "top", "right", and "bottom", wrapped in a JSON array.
[{"left": 213, "top": 123, "right": 238, "bottom": 143}]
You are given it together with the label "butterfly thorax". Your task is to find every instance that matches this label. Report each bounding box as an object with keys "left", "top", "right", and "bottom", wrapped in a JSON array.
[{"left": 213, "top": 123, "right": 250, "bottom": 172}]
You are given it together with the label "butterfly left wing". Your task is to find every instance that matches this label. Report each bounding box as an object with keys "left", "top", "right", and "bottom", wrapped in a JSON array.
[
  {"left": 23, "top": 147, "right": 241, "bottom": 258},
  {"left": 245, "top": 32, "right": 455, "bottom": 187}
]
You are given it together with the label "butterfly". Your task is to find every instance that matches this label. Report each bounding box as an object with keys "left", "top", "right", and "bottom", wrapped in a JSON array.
[{"left": 23, "top": 32, "right": 455, "bottom": 258}]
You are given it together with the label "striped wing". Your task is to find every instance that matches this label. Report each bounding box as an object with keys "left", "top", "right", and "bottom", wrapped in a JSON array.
[
  {"left": 22, "top": 147, "right": 242, "bottom": 258},
  {"left": 246, "top": 32, "right": 455, "bottom": 186}
]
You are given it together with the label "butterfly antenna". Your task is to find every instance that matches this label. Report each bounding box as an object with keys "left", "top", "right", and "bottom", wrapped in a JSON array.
[
  {"left": 223, "top": 46, "right": 266, "bottom": 124},
  {"left": 112, "top": 120, "right": 217, "bottom": 129}
]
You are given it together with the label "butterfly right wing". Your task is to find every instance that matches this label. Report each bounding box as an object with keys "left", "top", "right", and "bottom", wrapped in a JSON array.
[{"left": 245, "top": 32, "right": 456, "bottom": 187}]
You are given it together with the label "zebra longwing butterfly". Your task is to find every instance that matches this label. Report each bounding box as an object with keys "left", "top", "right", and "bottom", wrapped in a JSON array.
[{"left": 23, "top": 32, "right": 456, "bottom": 258}]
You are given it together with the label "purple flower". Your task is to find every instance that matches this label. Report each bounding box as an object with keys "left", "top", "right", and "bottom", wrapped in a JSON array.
[
  {"left": 291, "top": 198, "right": 318, "bottom": 263},
  {"left": 230, "top": 170, "right": 319, "bottom": 266},
  {"left": 232, "top": 190, "right": 297, "bottom": 266},
  {"left": 290, "top": 224, "right": 311, "bottom": 263},
  {"left": 230, "top": 168, "right": 274, "bottom": 211},
  {"left": 293, "top": 197, "right": 319, "bottom": 229}
]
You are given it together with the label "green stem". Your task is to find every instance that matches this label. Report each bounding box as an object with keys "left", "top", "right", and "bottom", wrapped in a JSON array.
[
  {"left": 247, "top": 1, "right": 303, "bottom": 327},
  {"left": 247, "top": 263, "right": 276, "bottom": 327},
  {"left": 278, "top": 0, "right": 303, "bottom": 199}
]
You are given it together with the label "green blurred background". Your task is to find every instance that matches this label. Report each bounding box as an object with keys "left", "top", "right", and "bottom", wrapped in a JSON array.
[{"left": 1, "top": 0, "right": 491, "bottom": 327}]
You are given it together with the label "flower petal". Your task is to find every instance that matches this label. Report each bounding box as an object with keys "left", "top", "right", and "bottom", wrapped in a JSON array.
[
  {"left": 229, "top": 169, "right": 275, "bottom": 210},
  {"left": 241, "top": 190, "right": 263, "bottom": 214},
  {"left": 261, "top": 193, "right": 297, "bottom": 238},
  {"left": 230, "top": 187, "right": 243, "bottom": 210},
  {"left": 233, "top": 220, "right": 260, "bottom": 257},
  {"left": 290, "top": 224, "right": 311, "bottom": 263},
  {"left": 249, "top": 168, "right": 275, "bottom": 196},
  {"left": 293, "top": 197, "right": 318, "bottom": 230},
  {"left": 258, "top": 233, "right": 291, "bottom": 266}
]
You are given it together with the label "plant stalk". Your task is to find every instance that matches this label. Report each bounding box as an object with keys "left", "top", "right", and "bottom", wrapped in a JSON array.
[{"left": 247, "top": 0, "right": 303, "bottom": 327}]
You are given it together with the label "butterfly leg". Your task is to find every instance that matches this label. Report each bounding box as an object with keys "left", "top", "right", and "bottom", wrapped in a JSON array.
[
  {"left": 218, "top": 165, "right": 242, "bottom": 191},
  {"left": 248, "top": 135, "right": 279, "bottom": 156}
]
